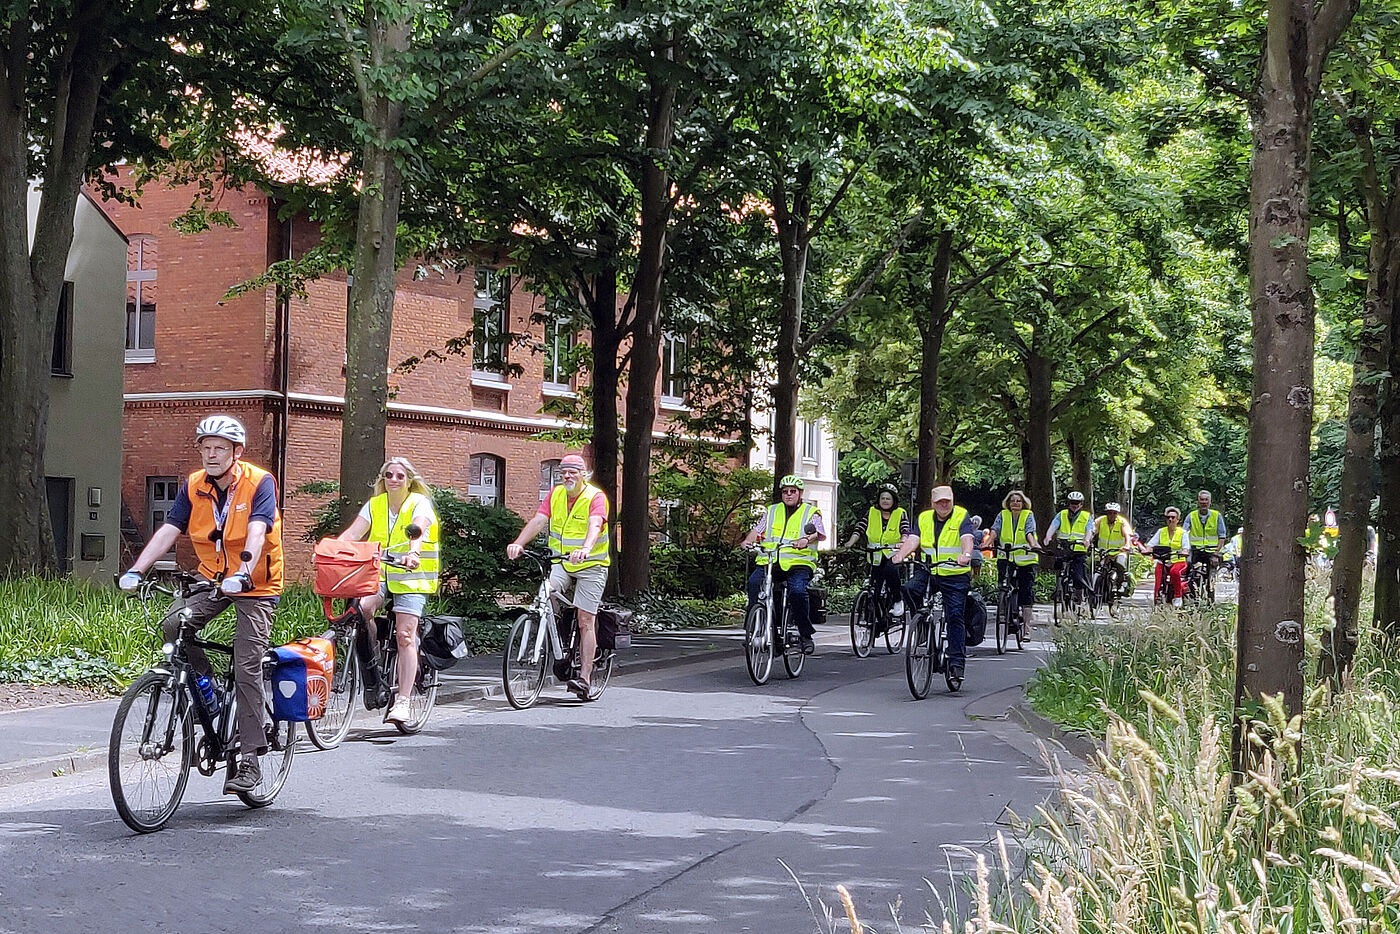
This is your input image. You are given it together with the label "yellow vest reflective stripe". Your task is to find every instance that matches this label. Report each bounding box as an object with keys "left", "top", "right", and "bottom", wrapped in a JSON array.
[
  {"left": 1187, "top": 510, "right": 1222, "bottom": 552},
  {"left": 548, "top": 483, "right": 610, "bottom": 571},
  {"left": 1058, "top": 510, "right": 1090, "bottom": 552},
  {"left": 758, "top": 503, "right": 819, "bottom": 570},
  {"left": 918, "top": 505, "right": 972, "bottom": 576},
  {"left": 866, "top": 507, "right": 905, "bottom": 564},
  {"left": 1095, "top": 515, "right": 1129, "bottom": 550},
  {"left": 368, "top": 492, "right": 440, "bottom": 594},
  {"left": 998, "top": 509, "right": 1037, "bottom": 565},
  {"left": 1158, "top": 526, "right": 1187, "bottom": 562}
]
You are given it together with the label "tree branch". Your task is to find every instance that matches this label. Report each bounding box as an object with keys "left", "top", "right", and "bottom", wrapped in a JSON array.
[
  {"left": 1068, "top": 305, "right": 1122, "bottom": 347},
  {"left": 851, "top": 430, "right": 904, "bottom": 471},
  {"left": 808, "top": 153, "right": 870, "bottom": 239},
  {"left": 1310, "top": 0, "right": 1360, "bottom": 90},
  {"left": 1050, "top": 340, "right": 1145, "bottom": 419}
]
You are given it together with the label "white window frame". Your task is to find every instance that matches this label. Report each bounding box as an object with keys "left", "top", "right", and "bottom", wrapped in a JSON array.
[
  {"left": 543, "top": 318, "right": 576, "bottom": 397},
  {"left": 125, "top": 238, "right": 156, "bottom": 363},
  {"left": 472, "top": 268, "right": 508, "bottom": 382},
  {"left": 146, "top": 476, "right": 179, "bottom": 561},
  {"left": 468, "top": 453, "right": 505, "bottom": 506},
  {"left": 802, "top": 419, "right": 820, "bottom": 465},
  {"left": 660, "top": 332, "right": 688, "bottom": 409}
]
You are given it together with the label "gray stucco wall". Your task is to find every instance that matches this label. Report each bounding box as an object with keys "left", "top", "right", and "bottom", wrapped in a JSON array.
[{"left": 33, "top": 188, "right": 127, "bottom": 579}]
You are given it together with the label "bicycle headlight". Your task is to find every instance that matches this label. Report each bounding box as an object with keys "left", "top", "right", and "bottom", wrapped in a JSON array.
[{"left": 161, "top": 642, "right": 175, "bottom": 658}]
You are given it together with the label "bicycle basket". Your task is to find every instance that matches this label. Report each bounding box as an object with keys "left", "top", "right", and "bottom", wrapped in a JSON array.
[{"left": 313, "top": 538, "right": 382, "bottom": 598}]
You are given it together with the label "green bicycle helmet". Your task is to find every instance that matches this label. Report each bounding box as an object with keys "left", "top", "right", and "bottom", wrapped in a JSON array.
[{"left": 779, "top": 474, "right": 804, "bottom": 490}]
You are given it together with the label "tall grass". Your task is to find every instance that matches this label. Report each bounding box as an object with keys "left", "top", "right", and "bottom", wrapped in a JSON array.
[
  {"left": 0, "top": 576, "right": 328, "bottom": 689},
  {"left": 836, "top": 575, "right": 1400, "bottom": 933}
]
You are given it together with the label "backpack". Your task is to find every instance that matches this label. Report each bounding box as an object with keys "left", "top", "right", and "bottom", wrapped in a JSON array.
[
  {"left": 964, "top": 591, "right": 988, "bottom": 647},
  {"left": 420, "top": 615, "right": 471, "bottom": 671}
]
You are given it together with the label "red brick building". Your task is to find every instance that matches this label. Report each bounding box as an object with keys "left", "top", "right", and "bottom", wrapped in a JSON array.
[{"left": 97, "top": 171, "right": 699, "bottom": 576}]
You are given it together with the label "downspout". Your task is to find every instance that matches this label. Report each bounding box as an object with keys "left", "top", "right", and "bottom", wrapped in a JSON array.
[{"left": 274, "top": 213, "right": 292, "bottom": 508}]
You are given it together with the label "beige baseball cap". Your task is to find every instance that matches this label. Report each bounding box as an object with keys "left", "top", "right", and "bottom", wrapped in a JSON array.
[{"left": 932, "top": 485, "right": 954, "bottom": 503}]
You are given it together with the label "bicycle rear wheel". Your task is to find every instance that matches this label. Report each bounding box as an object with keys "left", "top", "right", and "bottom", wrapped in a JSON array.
[
  {"left": 781, "top": 618, "right": 805, "bottom": 679},
  {"left": 307, "top": 630, "right": 358, "bottom": 750},
  {"left": 503, "top": 613, "right": 548, "bottom": 709},
  {"left": 905, "top": 612, "right": 934, "bottom": 700},
  {"left": 237, "top": 680, "right": 296, "bottom": 808},
  {"left": 392, "top": 658, "right": 438, "bottom": 734},
  {"left": 884, "top": 610, "right": 905, "bottom": 653},
  {"left": 850, "top": 590, "right": 874, "bottom": 657},
  {"left": 109, "top": 671, "right": 193, "bottom": 833},
  {"left": 744, "top": 604, "right": 773, "bottom": 685},
  {"left": 588, "top": 650, "right": 616, "bottom": 700}
]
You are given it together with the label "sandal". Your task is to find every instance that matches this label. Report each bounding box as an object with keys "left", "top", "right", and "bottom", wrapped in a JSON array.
[{"left": 567, "top": 677, "right": 592, "bottom": 699}]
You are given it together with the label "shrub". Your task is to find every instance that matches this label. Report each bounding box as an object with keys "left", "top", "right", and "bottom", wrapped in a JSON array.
[{"left": 648, "top": 544, "right": 747, "bottom": 599}]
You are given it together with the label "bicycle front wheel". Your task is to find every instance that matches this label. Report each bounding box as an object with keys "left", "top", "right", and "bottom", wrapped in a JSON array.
[
  {"left": 905, "top": 613, "right": 934, "bottom": 700},
  {"left": 1009, "top": 592, "right": 1025, "bottom": 649},
  {"left": 307, "top": 632, "right": 359, "bottom": 750},
  {"left": 850, "top": 590, "right": 874, "bottom": 657},
  {"left": 109, "top": 671, "right": 193, "bottom": 833},
  {"left": 782, "top": 620, "right": 805, "bottom": 679},
  {"left": 744, "top": 604, "right": 773, "bottom": 685},
  {"left": 503, "top": 613, "right": 548, "bottom": 709}
]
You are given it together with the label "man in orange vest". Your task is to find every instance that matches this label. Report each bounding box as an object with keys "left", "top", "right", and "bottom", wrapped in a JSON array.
[{"left": 120, "top": 415, "right": 284, "bottom": 795}]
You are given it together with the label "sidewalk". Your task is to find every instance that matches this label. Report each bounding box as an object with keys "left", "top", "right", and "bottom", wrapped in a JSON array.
[{"left": 0, "top": 623, "right": 755, "bottom": 789}]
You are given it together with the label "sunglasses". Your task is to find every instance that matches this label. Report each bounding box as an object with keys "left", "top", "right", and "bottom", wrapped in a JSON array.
[{"left": 383, "top": 471, "right": 407, "bottom": 480}]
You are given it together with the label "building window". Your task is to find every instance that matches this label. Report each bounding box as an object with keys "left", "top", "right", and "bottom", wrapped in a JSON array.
[
  {"left": 45, "top": 477, "right": 74, "bottom": 574},
  {"left": 661, "top": 333, "right": 688, "bottom": 406},
  {"left": 543, "top": 318, "right": 575, "bottom": 394},
  {"left": 52, "top": 281, "right": 74, "bottom": 376},
  {"left": 473, "top": 268, "right": 508, "bottom": 378},
  {"left": 802, "top": 419, "right": 820, "bottom": 464},
  {"left": 468, "top": 453, "right": 504, "bottom": 506},
  {"left": 146, "top": 476, "right": 180, "bottom": 561},
  {"left": 539, "top": 459, "right": 562, "bottom": 501},
  {"left": 125, "top": 237, "right": 156, "bottom": 363}
]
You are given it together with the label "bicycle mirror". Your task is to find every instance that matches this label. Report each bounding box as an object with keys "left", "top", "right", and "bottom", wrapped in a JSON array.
[
  {"left": 804, "top": 522, "right": 818, "bottom": 536},
  {"left": 405, "top": 524, "right": 423, "bottom": 540}
]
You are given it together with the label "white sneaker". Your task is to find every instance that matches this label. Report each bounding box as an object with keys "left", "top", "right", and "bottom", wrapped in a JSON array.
[
  {"left": 1172, "top": 597, "right": 1183, "bottom": 608},
  {"left": 385, "top": 698, "right": 411, "bottom": 723},
  {"left": 890, "top": 600, "right": 905, "bottom": 617}
]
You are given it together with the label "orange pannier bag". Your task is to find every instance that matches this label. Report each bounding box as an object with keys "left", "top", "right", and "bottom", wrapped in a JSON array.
[{"left": 313, "top": 538, "right": 381, "bottom": 618}]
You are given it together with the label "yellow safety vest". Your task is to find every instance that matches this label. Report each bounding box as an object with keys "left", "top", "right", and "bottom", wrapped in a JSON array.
[
  {"left": 866, "top": 507, "right": 906, "bottom": 564},
  {"left": 1095, "top": 515, "right": 1129, "bottom": 550},
  {"left": 1187, "top": 509, "right": 1222, "bottom": 553},
  {"left": 368, "top": 492, "right": 440, "bottom": 594},
  {"left": 918, "top": 505, "right": 972, "bottom": 577},
  {"left": 998, "top": 509, "right": 1037, "bottom": 566},
  {"left": 758, "top": 502, "right": 819, "bottom": 571},
  {"left": 1157, "top": 526, "right": 1187, "bottom": 563},
  {"left": 548, "top": 483, "right": 611, "bottom": 572},
  {"left": 1057, "top": 509, "right": 1090, "bottom": 552}
]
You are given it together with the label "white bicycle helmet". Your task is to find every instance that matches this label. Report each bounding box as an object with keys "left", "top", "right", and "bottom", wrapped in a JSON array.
[
  {"left": 195, "top": 415, "right": 246, "bottom": 446},
  {"left": 1104, "top": 501, "right": 1121, "bottom": 511},
  {"left": 1067, "top": 491, "right": 1085, "bottom": 503}
]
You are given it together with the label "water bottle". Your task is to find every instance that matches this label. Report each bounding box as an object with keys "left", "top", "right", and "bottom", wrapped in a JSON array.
[{"left": 195, "top": 674, "right": 221, "bottom": 715}]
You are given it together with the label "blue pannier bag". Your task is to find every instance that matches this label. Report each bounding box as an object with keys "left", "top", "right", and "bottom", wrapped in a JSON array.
[{"left": 266, "top": 637, "right": 334, "bottom": 722}]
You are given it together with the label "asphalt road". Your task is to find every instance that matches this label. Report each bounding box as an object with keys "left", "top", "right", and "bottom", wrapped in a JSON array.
[{"left": 0, "top": 635, "right": 1056, "bottom": 934}]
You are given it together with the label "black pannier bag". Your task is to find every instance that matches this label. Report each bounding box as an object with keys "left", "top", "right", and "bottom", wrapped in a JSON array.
[
  {"left": 596, "top": 604, "right": 633, "bottom": 650},
  {"left": 421, "top": 615, "right": 471, "bottom": 670},
  {"left": 809, "top": 584, "right": 828, "bottom": 627},
  {"left": 963, "top": 591, "right": 988, "bottom": 647}
]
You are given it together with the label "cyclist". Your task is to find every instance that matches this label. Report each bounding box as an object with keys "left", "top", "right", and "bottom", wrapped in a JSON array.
[
  {"left": 118, "top": 415, "right": 283, "bottom": 795},
  {"left": 335, "top": 456, "right": 439, "bottom": 723},
  {"left": 1140, "top": 506, "right": 1190, "bottom": 606},
  {"left": 988, "top": 489, "right": 1039, "bottom": 632},
  {"left": 1185, "top": 490, "right": 1226, "bottom": 597},
  {"left": 1222, "top": 527, "right": 1243, "bottom": 577},
  {"left": 741, "top": 475, "right": 826, "bottom": 654},
  {"left": 844, "top": 483, "right": 917, "bottom": 619},
  {"left": 506, "top": 453, "right": 611, "bottom": 699},
  {"left": 892, "top": 485, "right": 976, "bottom": 683},
  {"left": 1043, "top": 491, "right": 1092, "bottom": 605},
  {"left": 1090, "top": 501, "right": 1136, "bottom": 597}
]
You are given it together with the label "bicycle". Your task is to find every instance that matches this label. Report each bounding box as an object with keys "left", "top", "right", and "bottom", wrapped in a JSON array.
[
  {"left": 1089, "top": 547, "right": 1129, "bottom": 619},
  {"left": 742, "top": 538, "right": 812, "bottom": 685},
  {"left": 850, "top": 545, "right": 907, "bottom": 657},
  {"left": 1185, "top": 550, "right": 1217, "bottom": 605},
  {"left": 905, "top": 558, "right": 968, "bottom": 698},
  {"left": 108, "top": 572, "right": 295, "bottom": 833},
  {"left": 306, "top": 549, "right": 439, "bottom": 748},
  {"left": 501, "top": 550, "right": 617, "bottom": 707},
  {"left": 1144, "top": 544, "right": 1178, "bottom": 605},
  {"left": 994, "top": 544, "right": 1032, "bottom": 654},
  {"left": 1049, "top": 541, "right": 1089, "bottom": 623}
]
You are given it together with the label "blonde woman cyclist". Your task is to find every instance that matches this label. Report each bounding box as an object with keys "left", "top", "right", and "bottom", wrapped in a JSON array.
[{"left": 337, "top": 457, "right": 440, "bottom": 723}]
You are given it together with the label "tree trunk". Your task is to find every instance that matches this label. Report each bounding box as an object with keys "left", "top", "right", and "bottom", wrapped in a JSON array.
[
  {"left": 338, "top": 138, "right": 405, "bottom": 525},
  {"left": 1068, "top": 435, "right": 1094, "bottom": 512},
  {"left": 588, "top": 252, "right": 622, "bottom": 577},
  {"left": 769, "top": 170, "right": 810, "bottom": 499},
  {"left": 915, "top": 228, "right": 954, "bottom": 507},
  {"left": 0, "top": 10, "right": 110, "bottom": 575},
  {"left": 618, "top": 66, "right": 676, "bottom": 595},
  {"left": 1324, "top": 151, "right": 1398, "bottom": 682},
  {"left": 1375, "top": 217, "right": 1400, "bottom": 645},
  {"left": 1023, "top": 349, "right": 1056, "bottom": 536},
  {"left": 1233, "top": 0, "right": 1354, "bottom": 773}
]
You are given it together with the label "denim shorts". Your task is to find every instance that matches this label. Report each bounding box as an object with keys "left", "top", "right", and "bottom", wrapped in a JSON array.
[{"left": 378, "top": 583, "right": 428, "bottom": 618}]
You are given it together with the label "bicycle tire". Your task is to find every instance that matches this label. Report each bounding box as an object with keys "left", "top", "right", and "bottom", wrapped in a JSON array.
[
  {"left": 307, "top": 631, "right": 359, "bottom": 750},
  {"left": 782, "top": 618, "right": 805, "bottom": 679},
  {"left": 744, "top": 604, "right": 773, "bottom": 685},
  {"left": 1092, "top": 574, "right": 1108, "bottom": 620},
  {"left": 588, "top": 650, "right": 616, "bottom": 700},
  {"left": 1052, "top": 585, "right": 1062, "bottom": 625},
  {"left": 995, "top": 592, "right": 1009, "bottom": 655},
  {"left": 850, "top": 590, "right": 874, "bottom": 658},
  {"left": 236, "top": 705, "right": 296, "bottom": 809},
  {"left": 503, "top": 613, "right": 548, "bottom": 709},
  {"left": 1009, "top": 592, "right": 1025, "bottom": 649},
  {"left": 392, "top": 660, "right": 438, "bottom": 734},
  {"left": 884, "top": 610, "right": 905, "bottom": 653},
  {"left": 109, "top": 671, "right": 193, "bottom": 834},
  {"left": 905, "top": 612, "right": 934, "bottom": 700}
]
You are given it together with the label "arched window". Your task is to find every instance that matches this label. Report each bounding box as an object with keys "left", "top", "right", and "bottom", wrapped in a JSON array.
[{"left": 468, "top": 453, "right": 505, "bottom": 506}]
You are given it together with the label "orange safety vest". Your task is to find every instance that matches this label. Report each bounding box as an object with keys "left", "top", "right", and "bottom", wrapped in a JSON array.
[{"left": 186, "top": 462, "right": 284, "bottom": 597}]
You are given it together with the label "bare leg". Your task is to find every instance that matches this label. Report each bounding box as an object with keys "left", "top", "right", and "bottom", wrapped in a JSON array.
[
  {"left": 576, "top": 609, "right": 597, "bottom": 685},
  {"left": 394, "top": 610, "right": 419, "bottom": 702}
]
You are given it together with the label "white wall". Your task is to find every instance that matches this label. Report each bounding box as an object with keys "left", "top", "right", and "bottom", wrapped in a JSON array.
[{"left": 748, "top": 413, "right": 840, "bottom": 549}]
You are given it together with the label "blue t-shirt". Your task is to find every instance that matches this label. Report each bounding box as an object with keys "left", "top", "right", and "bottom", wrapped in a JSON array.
[{"left": 165, "top": 472, "right": 278, "bottom": 533}]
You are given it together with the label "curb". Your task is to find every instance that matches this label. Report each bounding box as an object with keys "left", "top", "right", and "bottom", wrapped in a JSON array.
[
  {"left": 0, "top": 638, "right": 748, "bottom": 791},
  {"left": 963, "top": 683, "right": 1099, "bottom": 769}
]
